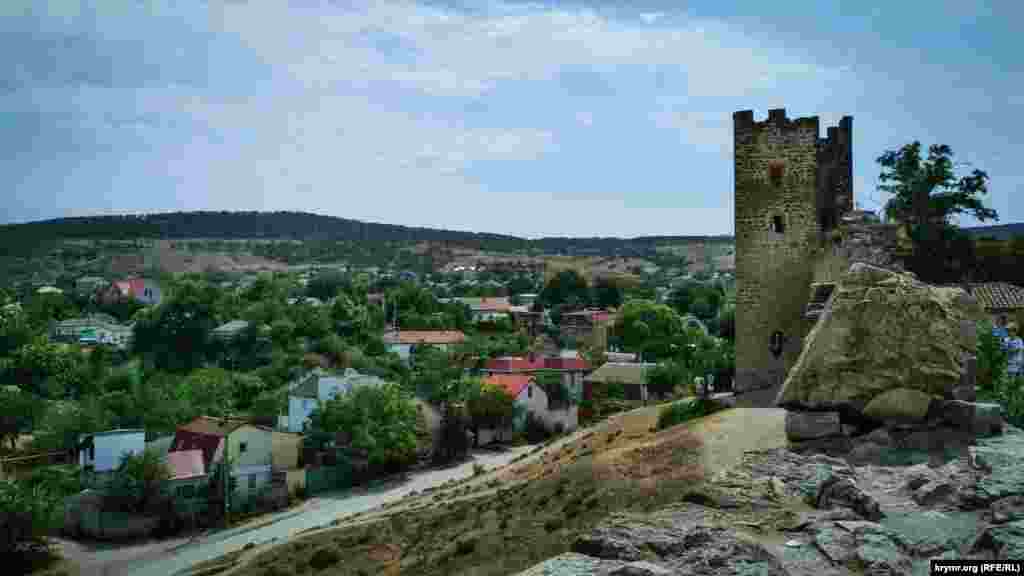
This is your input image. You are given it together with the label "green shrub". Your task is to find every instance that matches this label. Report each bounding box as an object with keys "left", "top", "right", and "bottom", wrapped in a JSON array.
[
  {"left": 978, "top": 320, "right": 1009, "bottom": 392},
  {"left": 980, "top": 375, "right": 1024, "bottom": 429},
  {"left": 657, "top": 398, "right": 722, "bottom": 430},
  {"left": 455, "top": 535, "right": 477, "bottom": 556},
  {"left": 308, "top": 547, "right": 341, "bottom": 570},
  {"left": 472, "top": 463, "right": 486, "bottom": 476}
]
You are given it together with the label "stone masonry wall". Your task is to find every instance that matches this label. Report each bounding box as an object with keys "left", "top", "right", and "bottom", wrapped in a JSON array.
[{"left": 734, "top": 109, "right": 854, "bottom": 396}]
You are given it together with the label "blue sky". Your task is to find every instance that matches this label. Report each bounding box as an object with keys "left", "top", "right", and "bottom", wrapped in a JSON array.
[{"left": 2, "top": 1, "right": 1020, "bottom": 238}]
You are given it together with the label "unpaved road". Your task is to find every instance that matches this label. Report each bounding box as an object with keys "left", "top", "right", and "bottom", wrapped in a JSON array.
[{"left": 55, "top": 446, "right": 534, "bottom": 576}]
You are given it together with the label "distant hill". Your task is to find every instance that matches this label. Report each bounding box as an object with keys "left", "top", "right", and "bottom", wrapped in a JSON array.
[
  {"left": 0, "top": 211, "right": 733, "bottom": 255},
  {"left": 962, "top": 223, "right": 1024, "bottom": 241}
]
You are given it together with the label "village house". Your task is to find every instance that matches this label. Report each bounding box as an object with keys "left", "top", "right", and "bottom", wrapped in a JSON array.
[
  {"left": 78, "top": 429, "right": 146, "bottom": 479},
  {"left": 481, "top": 373, "right": 579, "bottom": 443},
  {"left": 168, "top": 416, "right": 274, "bottom": 504},
  {"left": 284, "top": 368, "right": 388, "bottom": 433},
  {"left": 509, "top": 305, "right": 544, "bottom": 338},
  {"left": 51, "top": 314, "right": 134, "bottom": 350},
  {"left": 441, "top": 297, "right": 512, "bottom": 323},
  {"left": 583, "top": 362, "right": 658, "bottom": 403},
  {"left": 382, "top": 330, "right": 466, "bottom": 362},
  {"left": 210, "top": 319, "right": 251, "bottom": 342},
  {"left": 100, "top": 277, "right": 162, "bottom": 306},
  {"left": 966, "top": 282, "right": 1024, "bottom": 326},
  {"left": 480, "top": 354, "right": 591, "bottom": 394},
  {"left": 74, "top": 276, "right": 107, "bottom": 296},
  {"left": 559, "top": 309, "right": 615, "bottom": 344}
]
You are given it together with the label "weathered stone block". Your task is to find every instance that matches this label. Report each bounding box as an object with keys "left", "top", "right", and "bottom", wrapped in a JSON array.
[
  {"left": 786, "top": 411, "right": 841, "bottom": 441},
  {"left": 862, "top": 388, "right": 936, "bottom": 423}
]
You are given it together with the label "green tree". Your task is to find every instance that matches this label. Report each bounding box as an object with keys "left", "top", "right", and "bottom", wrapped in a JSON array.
[
  {"left": 539, "top": 270, "right": 589, "bottom": 310},
  {"left": 878, "top": 142, "right": 997, "bottom": 282},
  {"left": 133, "top": 280, "right": 220, "bottom": 373},
  {"left": 0, "top": 309, "right": 36, "bottom": 358},
  {"left": 465, "top": 380, "right": 516, "bottom": 430},
  {"left": 0, "top": 479, "right": 64, "bottom": 561},
  {"left": 0, "top": 388, "right": 43, "bottom": 451},
  {"left": 109, "top": 449, "right": 170, "bottom": 514},
  {"left": 177, "top": 368, "right": 235, "bottom": 419},
  {"left": 307, "top": 383, "right": 418, "bottom": 470},
  {"left": 616, "top": 300, "right": 684, "bottom": 362},
  {"left": 31, "top": 397, "right": 111, "bottom": 453},
  {"left": 591, "top": 276, "right": 625, "bottom": 309}
]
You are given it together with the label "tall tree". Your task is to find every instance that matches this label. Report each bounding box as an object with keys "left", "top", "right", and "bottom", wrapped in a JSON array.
[
  {"left": 133, "top": 280, "right": 219, "bottom": 373},
  {"left": 539, "top": 270, "right": 589, "bottom": 311},
  {"left": 878, "top": 142, "right": 997, "bottom": 281}
]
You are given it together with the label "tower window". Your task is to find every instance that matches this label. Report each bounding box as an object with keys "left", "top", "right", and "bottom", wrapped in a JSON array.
[
  {"left": 769, "top": 331, "right": 785, "bottom": 358},
  {"left": 768, "top": 163, "right": 784, "bottom": 187},
  {"left": 771, "top": 215, "right": 785, "bottom": 234}
]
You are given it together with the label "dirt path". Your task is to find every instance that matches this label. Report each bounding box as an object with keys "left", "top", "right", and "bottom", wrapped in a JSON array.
[{"left": 688, "top": 407, "right": 787, "bottom": 473}]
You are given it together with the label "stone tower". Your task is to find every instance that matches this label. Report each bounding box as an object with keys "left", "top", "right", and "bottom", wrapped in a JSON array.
[{"left": 733, "top": 108, "right": 853, "bottom": 398}]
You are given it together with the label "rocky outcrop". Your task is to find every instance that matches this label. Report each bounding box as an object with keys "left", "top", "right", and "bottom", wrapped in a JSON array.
[
  {"left": 774, "top": 263, "right": 1005, "bottom": 465},
  {"left": 778, "top": 263, "right": 985, "bottom": 411},
  {"left": 515, "top": 427, "right": 1024, "bottom": 576}
]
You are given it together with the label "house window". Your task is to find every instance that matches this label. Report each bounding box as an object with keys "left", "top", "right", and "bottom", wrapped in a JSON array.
[
  {"left": 771, "top": 215, "right": 785, "bottom": 234},
  {"left": 239, "top": 442, "right": 248, "bottom": 454},
  {"left": 528, "top": 385, "right": 532, "bottom": 398}
]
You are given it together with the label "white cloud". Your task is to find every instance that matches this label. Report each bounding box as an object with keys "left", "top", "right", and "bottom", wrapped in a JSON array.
[
  {"left": 576, "top": 111, "right": 594, "bottom": 127},
  {"left": 640, "top": 12, "right": 663, "bottom": 24}
]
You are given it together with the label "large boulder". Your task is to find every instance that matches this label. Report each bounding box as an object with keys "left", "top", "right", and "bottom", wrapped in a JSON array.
[{"left": 777, "top": 263, "right": 985, "bottom": 412}]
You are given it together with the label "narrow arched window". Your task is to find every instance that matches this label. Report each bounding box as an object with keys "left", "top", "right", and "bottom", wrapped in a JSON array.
[{"left": 769, "top": 330, "right": 785, "bottom": 358}]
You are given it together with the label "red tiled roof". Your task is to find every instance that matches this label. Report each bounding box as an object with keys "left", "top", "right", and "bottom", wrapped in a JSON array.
[
  {"left": 166, "top": 449, "right": 206, "bottom": 481},
  {"left": 484, "top": 356, "right": 591, "bottom": 372},
  {"left": 969, "top": 283, "right": 1024, "bottom": 311},
  {"left": 483, "top": 374, "right": 533, "bottom": 398},
  {"left": 170, "top": 429, "right": 223, "bottom": 468},
  {"left": 382, "top": 330, "right": 466, "bottom": 345}
]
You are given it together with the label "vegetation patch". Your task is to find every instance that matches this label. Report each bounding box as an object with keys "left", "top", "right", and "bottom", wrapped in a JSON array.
[{"left": 657, "top": 398, "right": 724, "bottom": 430}]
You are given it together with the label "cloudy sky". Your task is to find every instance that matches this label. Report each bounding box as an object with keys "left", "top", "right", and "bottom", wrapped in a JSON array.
[{"left": 3, "top": 1, "right": 1021, "bottom": 237}]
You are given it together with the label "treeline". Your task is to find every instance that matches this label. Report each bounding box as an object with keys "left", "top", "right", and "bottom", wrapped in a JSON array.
[{"left": 0, "top": 211, "right": 733, "bottom": 258}]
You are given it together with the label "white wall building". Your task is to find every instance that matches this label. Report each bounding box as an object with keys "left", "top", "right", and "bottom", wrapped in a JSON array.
[
  {"left": 78, "top": 429, "right": 146, "bottom": 473},
  {"left": 285, "top": 369, "right": 389, "bottom": 433}
]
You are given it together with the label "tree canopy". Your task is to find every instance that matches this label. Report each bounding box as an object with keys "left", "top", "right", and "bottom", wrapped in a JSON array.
[{"left": 877, "top": 142, "right": 998, "bottom": 283}]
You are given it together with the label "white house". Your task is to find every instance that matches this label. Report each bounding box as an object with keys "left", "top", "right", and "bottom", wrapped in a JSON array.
[
  {"left": 481, "top": 374, "right": 579, "bottom": 443},
  {"left": 381, "top": 330, "right": 466, "bottom": 362},
  {"left": 52, "top": 314, "right": 134, "bottom": 350},
  {"left": 78, "top": 429, "right": 146, "bottom": 473},
  {"left": 285, "top": 369, "right": 389, "bottom": 433},
  {"left": 169, "top": 417, "right": 274, "bottom": 502}
]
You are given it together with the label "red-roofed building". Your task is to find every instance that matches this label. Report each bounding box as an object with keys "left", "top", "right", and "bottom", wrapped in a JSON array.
[
  {"left": 482, "top": 354, "right": 591, "bottom": 398},
  {"left": 478, "top": 360, "right": 583, "bottom": 443},
  {"left": 100, "top": 277, "right": 162, "bottom": 306}
]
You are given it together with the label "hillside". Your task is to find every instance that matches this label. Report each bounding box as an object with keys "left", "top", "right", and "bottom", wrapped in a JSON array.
[
  {"left": 962, "top": 222, "right": 1024, "bottom": 241},
  {"left": 0, "top": 211, "right": 732, "bottom": 255}
]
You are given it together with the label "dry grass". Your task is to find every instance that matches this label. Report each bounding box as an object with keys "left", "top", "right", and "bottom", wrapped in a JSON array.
[{"left": 227, "top": 404, "right": 715, "bottom": 576}]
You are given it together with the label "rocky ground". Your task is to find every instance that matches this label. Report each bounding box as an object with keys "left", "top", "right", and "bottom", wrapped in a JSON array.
[{"left": 518, "top": 425, "right": 1024, "bottom": 575}]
